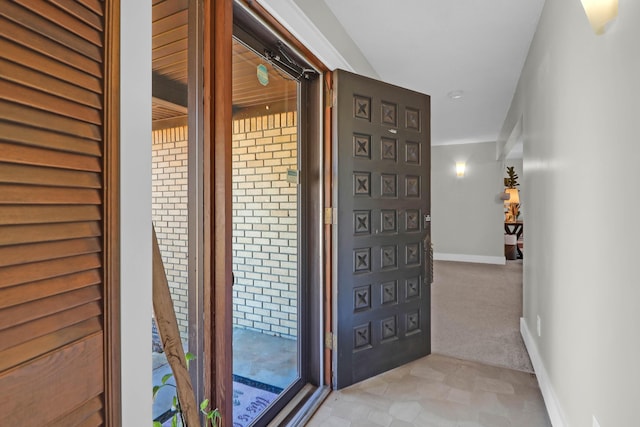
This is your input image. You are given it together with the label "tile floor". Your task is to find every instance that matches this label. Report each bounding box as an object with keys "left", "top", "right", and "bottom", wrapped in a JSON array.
[
  {"left": 153, "top": 330, "right": 551, "bottom": 426},
  {"left": 232, "top": 327, "right": 297, "bottom": 389},
  {"left": 306, "top": 354, "right": 551, "bottom": 427}
]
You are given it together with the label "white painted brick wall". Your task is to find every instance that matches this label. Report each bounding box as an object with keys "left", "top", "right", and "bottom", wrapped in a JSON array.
[
  {"left": 152, "top": 126, "right": 189, "bottom": 342},
  {"left": 232, "top": 112, "right": 298, "bottom": 339}
]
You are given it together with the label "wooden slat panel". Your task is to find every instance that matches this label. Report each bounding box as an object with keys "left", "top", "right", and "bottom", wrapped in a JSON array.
[
  {"left": 0, "top": 253, "right": 102, "bottom": 289},
  {"left": 77, "top": 412, "right": 105, "bottom": 427},
  {"left": 0, "top": 184, "right": 101, "bottom": 205},
  {"left": 0, "top": 142, "right": 101, "bottom": 171},
  {"left": 0, "top": 269, "right": 101, "bottom": 309},
  {"left": 76, "top": 0, "right": 103, "bottom": 17},
  {"left": 0, "top": 285, "right": 101, "bottom": 331},
  {"left": 0, "top": 38, "right": 102, "bottom": 93},
  {"left": 0, "top": 238, "right": 100, "bottom": 268},
  {"left": 0, "top": 301, "right": 102, "bottom": 351},
  {"left": 0, "top": 101, "right": 102, "bottom": 141},
  {"left": 0, "top": 17, "right": 102, "bottom": 78},
  {"left": 1, "top": 1, "right": 102, "bottom": 60},
  {"left": 0, "top": 205, "right": 102, "bottom": 226},
  {"left": 16, "top": 0, "right": 103, "bottom": 46},
  {"left": 0, "top": 0, "right": 111, "bottom": 422},
  {"left": 0, "top": 221, "right": 101, "bottom": 246},
  {"left": 51, "top": 0, "right": 103, "bottom": 32},
  {"left": 0, "top": 79, "right": 102, "bottom": 125},
  {"left": 0, "top": 122, "right": 101, "bottom": 156},
  {"left": 0, "top": 317, "right": 103, "bottom": 372},
  {"left": 0, "top": 59, "right": 102, "bottom": 109},
  {"left": 0, "top": 163, "right": 101, "bottom": 188},
  {"left": 49, "top": 396, "right": 104, "bottom": 427},
  {"left": 0, "top": 332, "right": 104, "bottom": 425}
]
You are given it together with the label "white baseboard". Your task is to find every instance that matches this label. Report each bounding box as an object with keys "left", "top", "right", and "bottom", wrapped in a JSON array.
[
  {"left": 520, "top": 318, "right": 567, "bottom": 427},
  {"left": 433, "top": 252, "right": 506, "bottom": 265}
]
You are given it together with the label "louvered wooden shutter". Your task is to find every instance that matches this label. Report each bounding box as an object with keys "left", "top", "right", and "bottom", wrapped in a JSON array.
[{"left": 0, "top": 0, "right": 118, "bottom": 425}]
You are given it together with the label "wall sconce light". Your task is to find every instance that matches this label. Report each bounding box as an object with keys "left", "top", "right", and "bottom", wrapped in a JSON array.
[
  {"left": 581, "top": 0, "right": 618, "bottom": 35},
  {"left": 456, "top": 162, "right": 466, "bottom": 177}
]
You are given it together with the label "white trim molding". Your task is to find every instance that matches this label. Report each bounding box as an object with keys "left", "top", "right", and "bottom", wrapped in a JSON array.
[
  {"left": 256, "top": 0, "right": 353, "bottom": 72},
  {"left": 520, "top": 318, "right": 567, "bottom": 427},
  {"left": 434, "top": 252, "right": 506, "bottom": 265}
]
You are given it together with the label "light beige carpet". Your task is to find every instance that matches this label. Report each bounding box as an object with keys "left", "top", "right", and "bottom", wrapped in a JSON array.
[{"left": 431, "top": 260, "right": 533, "bottom": 372}]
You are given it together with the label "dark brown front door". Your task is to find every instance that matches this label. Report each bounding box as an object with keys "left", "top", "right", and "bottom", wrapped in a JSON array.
[{"left": 333, "top": 69, "right": 431, "bottom": 389}]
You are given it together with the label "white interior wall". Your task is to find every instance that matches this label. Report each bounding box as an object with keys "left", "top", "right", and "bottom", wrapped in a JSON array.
[
  {"left": 120, "top": 1, "right": 152, "bottom": 425},
  {"left": 500, "top": 1, "right": 640, "bottom": 425},
  {"left": 431, "top": 142, "right": 505, "bottom": 264}
]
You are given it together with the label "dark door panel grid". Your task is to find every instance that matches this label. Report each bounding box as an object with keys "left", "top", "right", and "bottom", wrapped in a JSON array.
[{"left": 333, "top": 70, "right": 431, "bottom": 389}]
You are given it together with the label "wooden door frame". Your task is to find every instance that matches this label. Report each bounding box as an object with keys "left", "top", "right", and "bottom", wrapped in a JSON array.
[
  {"left": 104, "top": 0, "right": 121, "bottom": 425},
  {"left": 203, "top": 0, "right": 332, "bottom": 421},
  {"left": 204, "top": 0, "right": 234, "bottom": 421}
]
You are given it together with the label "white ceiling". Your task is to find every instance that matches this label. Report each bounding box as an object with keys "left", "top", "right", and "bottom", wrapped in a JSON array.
[{"left": 259, "top": 0, "right": 545, "bottom": 146}]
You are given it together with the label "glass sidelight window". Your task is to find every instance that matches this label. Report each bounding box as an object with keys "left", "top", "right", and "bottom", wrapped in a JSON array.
[{"left": 231, "top": 36, "right": 301, "bottom": 427}]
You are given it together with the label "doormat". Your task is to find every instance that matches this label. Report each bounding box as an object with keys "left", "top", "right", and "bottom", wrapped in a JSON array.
[
  {"left": 155, "top": 375, "right": 283, "bottom": 427},
  {"left": 232, "top": 375, "right": 283, "bottom": 427}
]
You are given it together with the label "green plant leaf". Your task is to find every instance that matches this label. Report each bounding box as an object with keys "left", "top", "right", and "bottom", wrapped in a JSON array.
[
  {"left": 161, "top": 373, "right": 173, "bottom": 385},
  {"left": 171, "top": 415, "right": 178, "bottom": 427},
  {"left": 153, "top": 422, "right": 162, "bottom": 427},
  {"left": 185, "top": 352, "right": 195, "bottom": 369},
  {"left": 200, "top": 398, "right": 209, "bottom": 412},
  {"left": 152, "top": 385, "right": 162, "bottom": 399}
]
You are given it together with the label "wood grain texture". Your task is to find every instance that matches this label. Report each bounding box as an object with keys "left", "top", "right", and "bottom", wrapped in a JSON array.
[
  {"left": 102, "top": 0, "right": 121, "bottom": 422},
  {"left": 0, "top": 270, "right": 101, "bottom": 310},
  {"left": 48, "top": 396, "right": 104, "bottom": 427},
  {"left": 0, "top": 333, "right": 104, "bottom": 424},
  {"left": 0, "top": 205, "right": 102, "bottom": 225},
  {"left": 0, "top": 184, "right": 101, "bottom": 205},
  {"left": 0, "top": 237, "right": 101, "bottom": 268},
  {"left": 3, "top": 1, "right": 102, "bottom": 59},
  {"left": 0, "top": 79, "right": 102, "bottom": 125},
  {"left": 0, "top": 0, "right": 113, "bottom": 423},
  {"left": 153, "top": 227, "right": 200, "bottom": 427},
  {"left": 0, "top": 285, "right": 101, "bottom": 332},
  {"left": 0, "top": 141, "right": 102, "bottom": 171},
  {"left": 0, "top": 164, "right": 101, "bottom": 188},
  {"left": 0, "top": 38, "right": 102, "bottom": 93},
  {"left": 76, "top": 0, "right": 103, "bottom": 17},
  {"left": 0, "top": 17, "right": 102, "bottom": 78},
  {"left": 51, "top": 0, "right": 103, "bottom": 31},
  {"left": 16, "top": 0, "right": 103, "bottom": 46},
  {"left": 0, "top": 317, "right": 103, "bottom": 372},
  {"left": 0, "top": 121, "right": 101, "bottom": 155},
  {"left": 0, "top": 301, "right": 102, "bottom": 352},
  {"left": 0, "top": 101, "right": 102, "bottom": 141},
  {"left": 0, "top": 59, "right": 102, "bottom": 109},
  {"left": 0, "top": 253, "right": 102, "bottom": 289},
  {"left": 204, "top": 0, "right": 234, "bottom": 422},
  {"left": 0, "top": 221, "right": 101, "bottom": 246}
]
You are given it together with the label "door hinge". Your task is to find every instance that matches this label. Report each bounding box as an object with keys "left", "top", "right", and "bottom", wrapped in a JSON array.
[
  {"left": 325, "top": 331, "right": 336, "bottom": 350},
  {"left": 324, "top": 207, "right": 336, "bottom": 225}
]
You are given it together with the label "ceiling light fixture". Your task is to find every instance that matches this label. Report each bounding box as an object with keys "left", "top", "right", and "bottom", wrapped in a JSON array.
[
  {"left": 581, "top": 0, "right": 618, "bottom": 35},
  {"left": 447, "top": 90, "right": 464, "bottom": 100}
]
